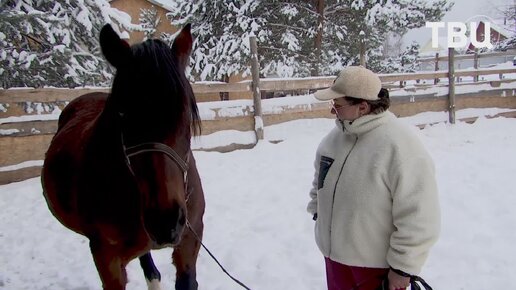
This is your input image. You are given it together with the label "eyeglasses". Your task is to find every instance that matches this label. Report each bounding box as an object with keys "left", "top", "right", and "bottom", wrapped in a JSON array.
[{"left": 331, "top": 100, "right": 354, "bottom": 110}]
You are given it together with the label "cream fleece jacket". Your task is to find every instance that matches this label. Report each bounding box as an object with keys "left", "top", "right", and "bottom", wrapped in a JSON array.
[{"left": 307, "top": 111, "right": 440, "bottom": 275}]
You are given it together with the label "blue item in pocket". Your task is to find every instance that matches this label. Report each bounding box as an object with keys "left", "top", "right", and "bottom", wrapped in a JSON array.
[{"left": 318, "top": 156, "right": 334, "bottom": 190}]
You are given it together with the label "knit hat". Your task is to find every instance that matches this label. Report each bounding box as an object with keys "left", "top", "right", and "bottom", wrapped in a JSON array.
[{"left": 314, "top": 66, "right": 381, "bottom": 101}]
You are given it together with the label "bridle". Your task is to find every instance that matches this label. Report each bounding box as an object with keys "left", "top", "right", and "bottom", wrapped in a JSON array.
[
  {"left": 126, "top": 142, "right": 189, "bottom": 181},
  {"left": 122, "top": 135, "right": 190, "bottom": 200}
]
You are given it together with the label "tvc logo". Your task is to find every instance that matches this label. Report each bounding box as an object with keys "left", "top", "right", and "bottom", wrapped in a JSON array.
[{"left": 425, "top": 22, "right": 493, "bottom": 49}]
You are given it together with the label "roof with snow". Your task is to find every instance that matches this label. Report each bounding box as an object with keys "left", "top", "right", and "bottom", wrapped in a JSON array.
[
  {"left": 108, "top": 0, "right": 174, "bottom": 12},
  {"left": 486, "top": 20, "right": 514, "bottom": 39},
  {"left": 146, "top": 0, "right": 174, "bottom": 12}
]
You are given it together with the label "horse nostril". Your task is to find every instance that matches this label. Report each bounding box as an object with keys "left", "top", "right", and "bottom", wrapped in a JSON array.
[
  {"left": 171, "top": 208, "right": 186, "bottom": 232},
  {"left": 178, "top": 208, "right": 186, "bottom": 227},
  {"left": 169, "top": 209, "right": 186, "bottom": 244}
]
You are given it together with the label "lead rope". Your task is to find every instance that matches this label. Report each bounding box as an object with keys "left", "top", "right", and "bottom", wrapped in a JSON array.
[
  {"left": 389, "top": 268, "right": 434, "bottom": 290},
  {"left": 186, "top": 220, "right": 252, "bottom": 290}
]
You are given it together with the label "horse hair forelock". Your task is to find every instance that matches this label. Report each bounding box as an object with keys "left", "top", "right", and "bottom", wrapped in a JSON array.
[{"left": 111, "top": 38, "right": 201, "bottom": 137}]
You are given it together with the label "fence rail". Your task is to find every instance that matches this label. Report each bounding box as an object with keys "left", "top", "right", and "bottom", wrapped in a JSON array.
[
  {"left": 2, "top": 67, "right": 514, "bottom": 105},
  {"left": 419, "top": 51, "right": 515, "bottom": 63}
]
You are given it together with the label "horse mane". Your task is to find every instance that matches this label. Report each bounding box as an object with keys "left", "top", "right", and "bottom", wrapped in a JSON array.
[{"left": 109, "top": 38, "right": 201, "bottom": 139}]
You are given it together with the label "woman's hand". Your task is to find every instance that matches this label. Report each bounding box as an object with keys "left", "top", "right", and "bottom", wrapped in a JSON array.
[{"left": 388, "top": 269, "right": 410, "bottom": 290}]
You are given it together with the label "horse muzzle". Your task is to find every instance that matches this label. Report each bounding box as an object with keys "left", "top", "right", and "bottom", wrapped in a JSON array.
[{"left": 144, "top": 208, "right": 186, "bottom": 247}]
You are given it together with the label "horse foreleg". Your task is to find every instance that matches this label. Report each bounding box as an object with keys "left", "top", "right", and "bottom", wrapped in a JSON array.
[
  {"left": 172, "top": 226, "right": 202, "bottom": 290},
  {"left": 90, "top": 240, "right": 127, "bottom": 290},
  {"left": 139, "top": 252, "right": 162, "bottom": 290}
]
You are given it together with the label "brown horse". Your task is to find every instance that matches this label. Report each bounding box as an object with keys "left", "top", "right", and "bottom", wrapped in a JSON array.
[{"left": 41, "top": 23, "right": 205, "bottom": 290}]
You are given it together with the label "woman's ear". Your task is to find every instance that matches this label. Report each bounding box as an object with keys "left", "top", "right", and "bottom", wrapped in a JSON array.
[
  {"left": 171, "top": 23, "right": 193, "bottom": 69},
  {"left": 358, "top": 101, "right": 371, "bottom": 116},
  {"left": 99, "top": 24, "right": 131, "bottom": 68}
]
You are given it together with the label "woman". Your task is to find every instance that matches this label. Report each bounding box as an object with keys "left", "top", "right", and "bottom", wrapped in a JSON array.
[{"left": 307, "top": 66, "right": 440, "bottom": 290}]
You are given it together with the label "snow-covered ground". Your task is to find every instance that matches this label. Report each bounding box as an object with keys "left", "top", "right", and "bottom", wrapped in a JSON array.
[{"left": 1, "top": 110, "right": 516, "bottom": 290}]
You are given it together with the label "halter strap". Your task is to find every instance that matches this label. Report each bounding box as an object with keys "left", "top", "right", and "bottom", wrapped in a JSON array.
[
  {"left": 124, "top": 142, "right": 190, "bottom": 201},
  {"left": 125, "top": 142, "right": 189, "bottom": 173}
]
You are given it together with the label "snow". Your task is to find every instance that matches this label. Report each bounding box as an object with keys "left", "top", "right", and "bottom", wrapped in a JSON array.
[
  {"left": 195, "top": 94, "right": 326, "bottom": 121},
  {"left": 403, "top": 107, "right": 515, "bottom": 126},
  {"left": 196, "top": 99, "right": 253, "bottom": 120},
  {"left": 0, "top": 114, "right": 61, "bottom": 124},
  {"left": 0, "top": 160, "right": 43, "bottom": 172},
  {"left": 76, "top": 6, "right": 93, "bottom": 32},
  {"left": 191, "top": 130, "right": 255, "bottom": 151},
  {"left": 0, "top": 129, "right": 19, "bottom": 136},
  {"left": 147, "top": 0, "right": 176, "bottom": 13},
  {"left": 1, "top": 111, "right": 516, "bottom": 290}
]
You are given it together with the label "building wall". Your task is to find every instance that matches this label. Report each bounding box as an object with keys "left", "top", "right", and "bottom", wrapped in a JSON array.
[{"left": 468, "top": 21, "right": 507, "bottom": 51}]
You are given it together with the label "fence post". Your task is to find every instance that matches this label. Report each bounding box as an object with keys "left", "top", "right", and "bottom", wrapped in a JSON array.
[
  {"left": 473, "top": 49, "right": 479, "bottom": 82},
  {"left": 434, "top": 53, "right": 439, "bottom": 85},
  {"left": 448, "top": 48, "right": 456, "bottom": 124},
  {"left": 359, "top": 31, "right": 366, "bottom": 67},
  {"left": 399, "top": 59, "right": 404, "bottom": 88},
  {"left": 249, "top": 36, "right": 264, "bottom": 140}
]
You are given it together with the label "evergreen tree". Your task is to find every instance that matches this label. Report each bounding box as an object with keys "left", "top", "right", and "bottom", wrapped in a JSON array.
[
  {"left": 166, "top": 1, "right": 266, "bottom": 81},
  {"left": 400, "top": 42, "right": 420, "bottom": 72},
  {"left": 303, "top": 0, "right": 453, "bottom": 74},
  {"left": 140, "top": 6, "right": 161, "bottom": 40},
  {"left": 381, "top": 41, "right": 420, "bottom": 73},
  {"left": 0, "top": 0, "right": 137, "bottom": 88},
  {"left": 167, "top": 0, "right": 453, "bottom": 80}
]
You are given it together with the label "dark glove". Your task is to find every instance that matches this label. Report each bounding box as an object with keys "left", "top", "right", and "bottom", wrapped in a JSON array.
[
  {"left": 312, "top": 213, "right": 318, "bottom": 221},
  {"left": 376, "top": 268, "right": 433, "bottom": 290}
]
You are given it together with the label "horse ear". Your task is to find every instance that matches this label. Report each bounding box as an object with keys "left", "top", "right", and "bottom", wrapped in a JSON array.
[
  {"left": 171, "top": 23, "right": 193, "bottom": 69},
  {"left": 100, "top": 24, "right": 131, "bottom": 68}
]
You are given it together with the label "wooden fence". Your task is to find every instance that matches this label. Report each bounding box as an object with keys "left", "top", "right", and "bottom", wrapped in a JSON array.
[
  {"left": 2, "top": 46, "right": 516, "bottom": 184},
  {"left": 418, "top": 50, "right": 516, "bottom": 83},
  {"left": 419, "top": 50, "right": 515, "bottom": 65}
]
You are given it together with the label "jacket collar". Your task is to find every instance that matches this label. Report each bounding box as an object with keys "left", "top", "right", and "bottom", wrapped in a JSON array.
[{"left": 336, "top": 111, "right": 394, "bottom": 136}]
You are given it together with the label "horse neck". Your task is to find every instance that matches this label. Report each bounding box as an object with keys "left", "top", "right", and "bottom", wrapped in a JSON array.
[{"left": 84, "top": 96, "right": 125, "bottom": 152}]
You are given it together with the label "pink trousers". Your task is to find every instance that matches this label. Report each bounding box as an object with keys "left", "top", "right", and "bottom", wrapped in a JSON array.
[{"left": 324, "top": 257, "right": 405, "bottom": 290}]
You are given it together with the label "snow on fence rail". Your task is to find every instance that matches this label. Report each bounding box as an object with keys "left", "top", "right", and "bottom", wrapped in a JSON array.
[
  {"left": 418, "top": 50, "right": 516, "bottom": 63},
  {"left": 2, "top": 63, "right": 516, "bottom": 184}
]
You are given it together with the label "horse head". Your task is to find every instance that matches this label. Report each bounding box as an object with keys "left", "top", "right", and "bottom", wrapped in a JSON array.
[{"left": 99, "top": 24, "right": 200, "bottom": 247}]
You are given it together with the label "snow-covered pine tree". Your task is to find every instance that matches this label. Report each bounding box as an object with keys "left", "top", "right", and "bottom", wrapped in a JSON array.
[
  {"left": 321, "top": 0, "right": 453, "bottom": 74},
  {"left": 383, "top": 32, "right": 405, "bottom": 58},
  {"left": 399, "top": 42, "right": 421, "bottom": 72},
  {"left": 166, "top": 1, "right": 266, "bottom": 81},
  {"left": 166, "top": 0, "right": 453, "bottom": 80},
  {"left": 0, "top": 0, "right": 137, "bottom": 88},
  {"left": 258, "top": 1, "right": 323, "bottom": 77},
  {"left": 140, "top": 6, "right": 161, "bottom": 40},
  {"left": 166, "top": 0, "right": 325, "bottom": 80},
  {"left": 381, "top": 41, "right": 420, "bottom": 73}
]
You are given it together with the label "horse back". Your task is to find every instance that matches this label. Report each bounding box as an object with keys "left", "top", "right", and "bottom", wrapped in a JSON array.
[
  {"left": 42, "top": 92, "right": 109, "bottom": 233},
  {"left": 57, "top": 92, "right": 109, "bottom": 132}
]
